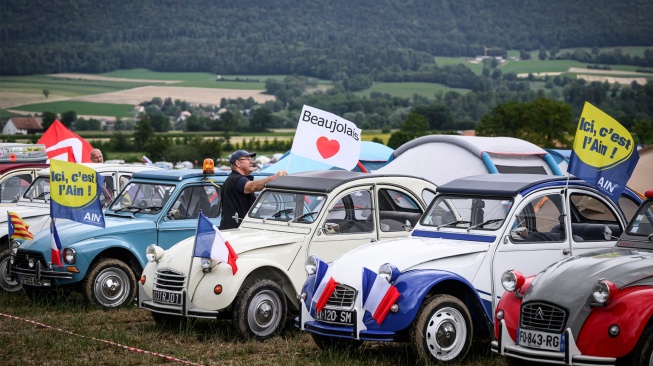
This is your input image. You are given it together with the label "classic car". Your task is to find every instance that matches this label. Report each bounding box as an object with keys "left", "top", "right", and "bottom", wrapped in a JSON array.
[
  {"left": 491, "top": 189, "right": 653, "bottom": 366},
  {"left": 137, "top": 170, "right": 438, "bottom": 340},
  {"left": 0, "top": 143, "right": 49, "bottom": 206},
  {"left": 0, "top": 163, "right": 160, "bottom": 292},
  {"left": 296, "top": 174, "right": 641, "bottom": 364},
  {"left": 8, "top": 166, "right": 267, "bottom": 308}
]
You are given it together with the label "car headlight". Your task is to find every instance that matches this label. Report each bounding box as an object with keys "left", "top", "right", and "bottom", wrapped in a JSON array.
[
  {"left": 378, "top": 263, "right": 400, "bottom": 283},
  {"left": 146, "top": 244, "right": 164, "bottom": 262},
  {"left": 305, "top": 255, "right": 318, "bottom": 275},
  {"left": 201, "top": 258, "right": 213, "bottom": 269},
  {"left": 501, "top": 269, "right": 525, "bottom": 292},
  {"left": 63, "top": 248, "right": 76, "bottom": 264},
  {"left": 11, "top": 240, "right": 21, "bottom": 254},
  {"left": 592, "top": 279, "right": 616, "bottom": 305}
]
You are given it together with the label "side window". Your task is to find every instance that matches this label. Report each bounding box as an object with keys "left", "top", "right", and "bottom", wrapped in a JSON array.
[
  {"left": 0, "top": 174, "right": 32, "bottom": 203},
  {"left": 618, "top": 196, "right": 640, "bottom": 224},
  {"left": 377, "top": 188, "right": 423, "bottom": 232},
  {"left": 169, "top": 186, "right": 212, "bottom": 220},
  {"left": 325, "top": 190, "right": 373, "bottom": 234},
  {"left": 511, "top": 194, "right": 565, "bottom": 243},
  {"left": 118, "top": 175, "right": 131, "bottom": 191},
  {"left": 570, "top": 193, "right": 621, "bottom": 241}
]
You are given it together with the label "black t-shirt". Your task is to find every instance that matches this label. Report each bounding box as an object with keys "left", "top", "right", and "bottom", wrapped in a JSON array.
[{"left": 218, "top": 171, "right": 255, "bottom": 230}]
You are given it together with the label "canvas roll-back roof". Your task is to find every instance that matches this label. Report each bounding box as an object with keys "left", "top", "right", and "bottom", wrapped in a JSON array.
[
  {"left": 265, "top": 170, "right": 414, "bottom": 193},
  {"left": 436, "top": 174, "right": 571, "bottom": 197}
]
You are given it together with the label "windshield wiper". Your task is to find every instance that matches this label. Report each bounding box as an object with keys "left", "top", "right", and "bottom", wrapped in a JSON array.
[
  {"left": 270, "top": 208, "right": 293, "bottom": 219},
  {"left": 436, "top": 220, "right": 471, "bottom": 230},
  {"left": 467, "top": 219, "right": 504, "bottom": 232},
  {"left": 294, "top": 211, "right": 318, "bottom": 222},
  {"left": 114, "top": 205, "right": 144, "bottom": 214}
]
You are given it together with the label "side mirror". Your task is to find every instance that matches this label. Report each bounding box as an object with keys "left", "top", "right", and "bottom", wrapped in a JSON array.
[
  {"left": 404, "top": 220, "right": 413, "bottom": 232},
  {"left": 603, "top": 225, "right": 615, "bottom": 240},
  {"left": 510, "top": 226, "right": 528, "bottom": 240},
  {"left": 323, "top": 222, "right": 340, "bottom": 234}
]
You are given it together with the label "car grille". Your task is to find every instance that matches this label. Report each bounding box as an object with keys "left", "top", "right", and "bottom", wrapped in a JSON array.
[
  {"left": 14, "top": 250, "right": 47, "bottom": 270},
  {"left": 520, "top": 301, "right": 567, "bottom": 333},
  {"left": 153, "top": 269, "right": 186, "bottom": 291},
  {"left": 325, "top": 284, "right": 357, "bottom": 309}
]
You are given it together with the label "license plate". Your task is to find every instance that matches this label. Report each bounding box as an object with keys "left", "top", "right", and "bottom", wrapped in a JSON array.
[
  {"left": 315, "top": 308, "right": 354, "bottom": 325},
  {"left": 18, "top": 274, "right": 41, "bottom": 286},
  {"left": 152, "top": 290, "right": 182, "bottom": 305},
  {"left": 518, "top": 328, "right": 562, "bottom": 351}
]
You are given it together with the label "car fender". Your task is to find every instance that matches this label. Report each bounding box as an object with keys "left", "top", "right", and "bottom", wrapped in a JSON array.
[
  {"left": 190, "top": 256, "right": 297, "bottom": 311},
  {"left": 576, "top": 286, "right": 653, "bottom": 358},
  {"left": 364, "top": 269, "right": 488, "bottom": 332},
  {"left": 494, "top": 276, "right": 534, "bottom": 341}
]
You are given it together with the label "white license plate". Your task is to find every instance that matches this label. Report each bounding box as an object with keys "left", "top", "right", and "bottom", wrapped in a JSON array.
[
  {"left": 518, "top": 328, "right": 562, "bottom": 351},
  {"left": 315, "top": 308, "right": 354, "bottom": 325},
  {"left": 18, "top": 274, "right": 41, "bottom": 286},
  {"left": 152, "top": 290, "right": 182, "bottom": 305}
]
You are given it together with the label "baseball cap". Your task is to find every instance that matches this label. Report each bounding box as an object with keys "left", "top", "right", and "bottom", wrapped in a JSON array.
[{"left": 229, "top": 150, "right": 256, "bottom": 164}]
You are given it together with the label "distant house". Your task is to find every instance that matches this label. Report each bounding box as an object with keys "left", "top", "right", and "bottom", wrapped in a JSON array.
[
  {"left": 3, "top": 117, "right": 43, "bottom": 135},
  {"left": 134, "top": 105, "right": 145, "bottom": 114}
]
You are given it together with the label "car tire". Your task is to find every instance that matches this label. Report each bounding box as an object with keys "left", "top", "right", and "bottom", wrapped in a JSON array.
[
  {"left": 627, "top": 323, "right": 653, "bottom": 366},
  {"left": 151, "top": 311, "right": 194, "bottom": 329},
  {"left": 83, "top": 259, "right": 136, "bottom": 309},
  {"left": 410, "top": 294, "right": 473, "bottom": 364},
  {"left": 310, "top": 333, "right": 363, "bottom": 351},
  {"left": 0, "top": 248, "right": 21, "bottom": 292},
  {"left": 233, "top": 279, "right": 287, "bottom": 340}
]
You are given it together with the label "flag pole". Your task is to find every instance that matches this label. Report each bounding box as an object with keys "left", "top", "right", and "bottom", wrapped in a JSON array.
[{"left": 186, "top": 212, "right": 202, "bottom": 289}]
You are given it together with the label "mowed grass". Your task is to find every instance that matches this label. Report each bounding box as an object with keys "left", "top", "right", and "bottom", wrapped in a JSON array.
[
  {"left": 355, "top": 82, "right": 470, "bottom": 99},
  {"left": 10, "top": 101, "right": 135, "bottom": 118},
  {"left": 0, "top": 75, "right": 156, "bottom": 97},
  {"left": 0, "top": 291, "right": 505, "bottom": 366}
]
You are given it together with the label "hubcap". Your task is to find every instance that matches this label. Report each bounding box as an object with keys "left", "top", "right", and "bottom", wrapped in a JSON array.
[
  {"left": 0, "top": 256, "right": 21, "bottom": 292},
  {"left": 247, "top": 289, "right": 281, "bottom": 337},
  {"left": 94, "top": 268, "right": 130, "bottom": 307},
  {"left": 424, "top": 306, "right": 467, "bottom": 361}
]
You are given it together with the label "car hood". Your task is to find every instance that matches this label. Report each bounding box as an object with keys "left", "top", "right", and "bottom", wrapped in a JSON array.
[
  {"left": 524, "top": 247, "right": 653, "bottom": 335},
  {"left": 326, "top": 236, "right": 490, "bottom": 285},
  {"left": 19, "top": 216, "right": 156, "bottom": 252},
  {"left": 0, "top": 204, "right": 49, "bottom": 221}
]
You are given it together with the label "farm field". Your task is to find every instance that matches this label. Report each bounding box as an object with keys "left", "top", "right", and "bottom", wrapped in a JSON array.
[
  {"left": 354, "top": 81, "right": 470, "bottom": 99},
  {"left": 0, "top": 291, "right": 505, "bottom": 366}
]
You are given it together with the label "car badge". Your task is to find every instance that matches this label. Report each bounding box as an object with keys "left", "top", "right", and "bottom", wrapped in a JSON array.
[{"left": 535, "top": 307, "right": 545, "bottom": 320}]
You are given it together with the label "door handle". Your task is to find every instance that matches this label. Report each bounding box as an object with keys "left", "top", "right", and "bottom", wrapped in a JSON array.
[
  {"left": 563, "top": 248, "right": 571, "bottom": 255},
  {"left": 370, "top": 238, "right": 378, "bottom": 242}
]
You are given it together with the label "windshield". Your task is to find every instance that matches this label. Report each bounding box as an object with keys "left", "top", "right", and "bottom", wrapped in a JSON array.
[
  {"left": 109, "top": 182, "right": 175, "bottom": 214},
  {"left": 23, "top": 176, "right": 50, "bottom": 201},
  {"left": 421, "top": 195, "right": 513, "bottom": 231},
  {"left": 249, "top": 190, "right": 327, "bottom": 223},
  {"left": 626, "top": 201, "right": 653, "bottom": 237}
]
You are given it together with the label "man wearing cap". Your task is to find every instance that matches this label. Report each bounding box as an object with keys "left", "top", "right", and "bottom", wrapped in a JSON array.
[{"left": 219, "top": 150, "right": 287, "bottom": 230}]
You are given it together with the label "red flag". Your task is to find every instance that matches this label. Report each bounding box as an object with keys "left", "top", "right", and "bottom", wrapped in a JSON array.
[{"left": 37, "top": 120, "right": 94, "bottom": 163}]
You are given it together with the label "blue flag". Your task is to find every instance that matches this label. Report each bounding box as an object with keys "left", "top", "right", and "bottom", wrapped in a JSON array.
[
  {"left": 568, "top": 102, "right": 639, "bottom": 202},
  {"left": 49, "top": 160, "right": 106, "bottom": 228}
]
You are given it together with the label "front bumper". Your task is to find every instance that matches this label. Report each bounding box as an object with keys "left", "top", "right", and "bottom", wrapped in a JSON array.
[
  {"left": 9, "top": 253, "right": 73, "bottom": 285},
  {"left": 136, "top": 282, "right": 222, "bottom": 319},
  {"left": 491, "top": 319, "right": 617, "bottom": 366}
]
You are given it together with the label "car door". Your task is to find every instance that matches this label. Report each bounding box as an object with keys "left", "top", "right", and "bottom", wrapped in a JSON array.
[{"left": 375, "top": 186, "right": 426, "bottom": 241}]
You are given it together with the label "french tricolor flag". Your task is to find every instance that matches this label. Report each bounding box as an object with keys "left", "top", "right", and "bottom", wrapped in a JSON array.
[
  {"left": 193, "top": 212, "right": 238, "bottom": 274},
  {"left": 50, "top": 220, "right": 63, "bottom": 267},
  {"left": 362, "top": 267, "right": 400, "bottom": 324},
  {"left": 312, "top": 258, "right": 337, "bottom": 312}
]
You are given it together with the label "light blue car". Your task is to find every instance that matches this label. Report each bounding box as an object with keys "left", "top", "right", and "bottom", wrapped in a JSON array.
[{"left": 10, "top": 168, "right": 269, "bottom": 308}]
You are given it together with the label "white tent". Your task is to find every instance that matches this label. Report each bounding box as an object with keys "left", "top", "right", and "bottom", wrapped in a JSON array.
[{"left": 377, "top": 135, "right": 563, "bottom": 186}]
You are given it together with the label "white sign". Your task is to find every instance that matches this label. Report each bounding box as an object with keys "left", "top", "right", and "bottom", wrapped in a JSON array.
[{"left": 291, "top": 105, "right": 362, "bottom": 170}]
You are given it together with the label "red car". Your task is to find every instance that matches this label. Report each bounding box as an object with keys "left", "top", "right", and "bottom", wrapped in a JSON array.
[
  {"left": 0, "top": 144, "right": 49, "bottom": 204},
  {"left": 492, "top": 189, "right": 653, "bottom": 366}
]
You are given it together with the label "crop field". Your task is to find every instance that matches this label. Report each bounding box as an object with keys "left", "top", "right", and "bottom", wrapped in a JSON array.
[
  {"left": 10, "top": 101, "right": 136, "bottom": 118},
  {"left": 355, "top": 82, "right": 470, "bottom": 99},
  {"left": 0, "top": 291, "right": 505, "bottom": 366}
]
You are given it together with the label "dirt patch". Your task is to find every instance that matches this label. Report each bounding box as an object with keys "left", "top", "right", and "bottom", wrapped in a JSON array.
[
  {"left": 517, "top": 72, "right": 563, "bottom": 77},
  {"left": 576, "top": 75, "right": 648, "bottom": 85},
  {"left": 50, "top": 73, "right": 181, "bottom": 84},
  {"left": 568, "top": 67, "right": 645, "bottom": 75}
]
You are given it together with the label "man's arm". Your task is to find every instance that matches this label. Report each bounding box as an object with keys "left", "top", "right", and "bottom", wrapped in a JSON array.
[{"left": 243, "top": 170, "right": 287, "bottom": 194}]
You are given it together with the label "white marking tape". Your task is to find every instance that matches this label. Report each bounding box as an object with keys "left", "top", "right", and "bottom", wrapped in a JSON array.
[{"left": 1, "top": 312, "right": 202, "bottom": 365}]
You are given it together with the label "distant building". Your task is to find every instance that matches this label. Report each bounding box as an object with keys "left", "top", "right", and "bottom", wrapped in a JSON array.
[{"left": 3, "top": 117, "right": 43, "bottom": 135}]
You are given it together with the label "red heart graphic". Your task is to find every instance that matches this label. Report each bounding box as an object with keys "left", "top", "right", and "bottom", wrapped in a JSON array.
[{"left": 316, "top": 136, "right": 340, "bottom": 159}]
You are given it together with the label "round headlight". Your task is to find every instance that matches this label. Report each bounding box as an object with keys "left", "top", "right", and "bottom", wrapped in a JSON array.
[
  {"left": 305, "top": 255, "right": 318, "bottom": 275},
  {"left": 201, "top": 258, "right": 212, "bottom": 269},
  {"left": 501, "top": 270, "right": 525, "bottom": 292},
  {"left": 63, "top": 248, "right": 76, "bottom": 264},
  {"left": 146, "top": 244, "right": 164, "bottom": 262},
  {"left": 378, "top": 263, "right": 400, "bottom": 283},
  {"left": 592, "top": 279, "right": 616, "bottom": 304},
  {"left": 11, "top": 240, "right": 21, "bottom": 254}
]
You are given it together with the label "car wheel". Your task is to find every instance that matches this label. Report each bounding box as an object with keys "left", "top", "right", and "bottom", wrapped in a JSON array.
[
  {"left": 233, "top": 279, "right": 287, "bottom": 340},
  {"left": 310, "top": 333, "right": 363, "bottom": 351},
  {"left": 151, "top": 311, "right": 194, "bottom": 329},
  {"left": 0, "top": 248, "right": 21, "bottom": 292},
  {"left": 410, "top": 294, "right": 473, "bottom": 364},
  {"left": 627, "top": 324, "right": 653, "bottom": 366},
  {"left": 83, "top": 259, "right": 136, "bottom": 309}
]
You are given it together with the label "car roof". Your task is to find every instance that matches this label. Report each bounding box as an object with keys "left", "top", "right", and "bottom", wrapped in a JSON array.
[
  {"left": 37, "top": 163, "right": 160, "bottom": 176},
  {"left": 265, "top": 170, "right": 424, "bottom": 193},
  {"left": 130, "top": 169, "right": 272, "bottom": 181},
  {"left": 0, "top": 162, "right": 49, "bottom": 174},
  {"left": 436, "top": 174, "right": 575, "bottom": 197}
]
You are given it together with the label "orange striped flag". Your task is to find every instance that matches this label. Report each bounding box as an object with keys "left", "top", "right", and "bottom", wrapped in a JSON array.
[{"left": 8, "top": 211, "right": 33, "bottom": 240}]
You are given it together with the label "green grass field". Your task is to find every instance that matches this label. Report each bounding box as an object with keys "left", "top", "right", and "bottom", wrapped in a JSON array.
[
  {"left": 11, "top": 101, "right": 136, "bottom": 118},
  {"left": 0, "top": 75, "right": 156, "bottom": 97},
  {"left": 355, "top": 82, "right": 470, "bottom": 99}
]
